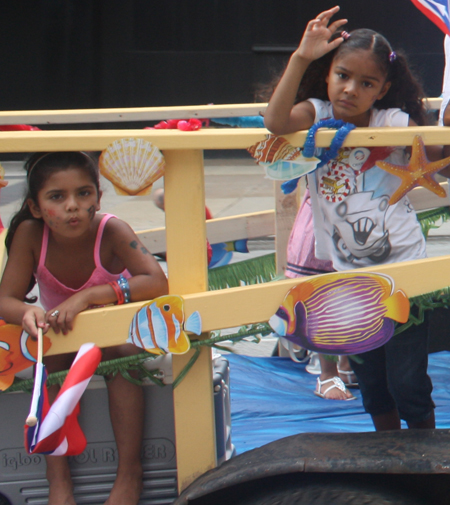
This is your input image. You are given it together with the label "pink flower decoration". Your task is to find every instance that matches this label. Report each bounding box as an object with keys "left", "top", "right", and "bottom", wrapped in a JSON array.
[
  {"left": 187, "top": 118, "right": 202, "bottom": 130},
  {"left": 153, "top": 121, "right": 169, "bottom": 129},
  {"left": 145, "top": 118, "right": 205, "bottom": 131},
  {"left": 166, "top": 119, "right": 180, "bottom": 129}
]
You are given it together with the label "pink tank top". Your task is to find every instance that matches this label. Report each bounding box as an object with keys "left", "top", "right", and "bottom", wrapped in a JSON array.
[{"left": 36, "top": 214, "right": 130, "bottom": 310}]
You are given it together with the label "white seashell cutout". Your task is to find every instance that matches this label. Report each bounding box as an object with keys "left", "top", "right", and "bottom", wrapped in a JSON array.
[{"left": 99, "top": 138, "right": 165, "bottom": 195}]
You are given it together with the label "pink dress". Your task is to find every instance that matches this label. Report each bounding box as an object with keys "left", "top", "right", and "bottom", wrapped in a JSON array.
[
  {"left": 36, "top": 214, "right": 130, "bottom": 311},
  {"left": 285, "top": 189, "right": 334, "bottom": 278}
]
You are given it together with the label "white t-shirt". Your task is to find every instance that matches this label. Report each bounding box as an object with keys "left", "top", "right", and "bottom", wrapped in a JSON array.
[{"left": 306, "top": 98, "right": 426, "bottom": 272}]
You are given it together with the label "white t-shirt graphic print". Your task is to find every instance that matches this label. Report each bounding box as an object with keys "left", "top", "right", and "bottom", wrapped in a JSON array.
[{"left": 306, "top": 99, "right": 427, "bottom": 271}]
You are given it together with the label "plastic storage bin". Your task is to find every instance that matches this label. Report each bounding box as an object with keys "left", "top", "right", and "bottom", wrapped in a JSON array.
[{"left": 0, "top": 355, "right": 232, "bottom": 505}]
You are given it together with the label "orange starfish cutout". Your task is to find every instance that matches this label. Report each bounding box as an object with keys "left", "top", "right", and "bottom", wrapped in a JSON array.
[{"left": 376, "top": 135, "right": 450, "bottom": 205}]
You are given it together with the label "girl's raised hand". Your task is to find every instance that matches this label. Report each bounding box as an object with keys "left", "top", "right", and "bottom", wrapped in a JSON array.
[{"left": 296, "top": 6, "right": 347, "bottom": 62}]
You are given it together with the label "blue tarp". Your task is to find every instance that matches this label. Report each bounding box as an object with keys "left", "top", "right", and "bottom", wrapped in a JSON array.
[{"left": 228, "top": 352, "right": 450, "bottom": 455}]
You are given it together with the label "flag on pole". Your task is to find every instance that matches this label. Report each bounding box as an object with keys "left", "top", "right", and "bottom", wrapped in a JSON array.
[
  {"left": 410, "top": 0, "right": 450, "bottom": 35},
  {"left": 25, "top": 342, "right": 102, "bottom": 456}
]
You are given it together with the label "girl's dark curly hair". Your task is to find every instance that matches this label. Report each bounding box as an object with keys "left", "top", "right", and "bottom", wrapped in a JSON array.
[
  {"left": 258, "top": 28, "right": 429, "bottom": 126},
  {"left": 5, "top": 152, "right": 100, "bottom": 302}
]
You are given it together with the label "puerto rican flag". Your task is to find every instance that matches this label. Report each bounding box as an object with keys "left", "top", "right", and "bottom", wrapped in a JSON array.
[
  {"left": 25, "top": 343, "right": 101, "bottom": 456},
  {"left": 410, "top": 0, "right": 450, "bottom": 35}
]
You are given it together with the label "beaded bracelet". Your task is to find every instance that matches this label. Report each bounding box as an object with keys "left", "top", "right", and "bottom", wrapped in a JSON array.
[
  {"left": 109, "top": 280, "right": 124, "bottom": 304},
  {"left": 117, "top": 275, "right": 131, "bottom": 304}
]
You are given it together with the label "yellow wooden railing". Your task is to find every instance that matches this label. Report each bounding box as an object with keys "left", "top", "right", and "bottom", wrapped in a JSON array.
[
  {"left": 0, "top": 97, "right": 441, "bottom": 125},
  {"left": 0, "top": 103, "right": 449, "bottom": 493}
]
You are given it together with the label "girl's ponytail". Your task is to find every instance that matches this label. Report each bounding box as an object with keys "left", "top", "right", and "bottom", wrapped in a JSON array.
[{"left": 376, "top": 51, "right": 428, "bottom": 126}]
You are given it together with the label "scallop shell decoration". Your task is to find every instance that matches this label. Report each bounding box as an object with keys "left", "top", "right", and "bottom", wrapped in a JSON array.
[{"left": 99, "top": 138, "right": 165, "bottom": 196}]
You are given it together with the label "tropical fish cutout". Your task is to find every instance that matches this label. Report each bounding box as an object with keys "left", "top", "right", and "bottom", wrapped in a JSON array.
[
  {"left": 269, "top": 272, "right": 410, "bottom": 355},
  {"left": 128, "top": 295, "right": 202, "bottom": 355},
  {"left": 247, "top": 135, "right": 320, "bottom": 180},
  {"left": 99, "top": 138, "right": 165, "bottom": 196},
  {"left": 0, "top": 320, "right": 52, "bottom": 391},
  {"left": 376, "top": 135, "right": 450, "bottom": 205}
]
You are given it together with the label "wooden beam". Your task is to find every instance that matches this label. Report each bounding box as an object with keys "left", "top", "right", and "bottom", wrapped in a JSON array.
[
  {"left": 274, "top": 182, "right": 298, "bottom": 274},
  {"left": 0, "top": 97, "right": 439, "bottom": 125},
  {"left": 42, "top": 254, "right": 450, "bottom": 356},
  {"left": 163, "top": 150, "right": 217, "bottom": 492},
  {"left": 0, "top": 103, "right": 267, "bottom": 125},
  {"left": 408, "top": 181, "right": 449, "bottom": 211},
  {"left": 137, "top": 210, "right": 275, "bottom": 254},
  {"left": 0, "top": 126, "right": 448, "bottom": 153}
]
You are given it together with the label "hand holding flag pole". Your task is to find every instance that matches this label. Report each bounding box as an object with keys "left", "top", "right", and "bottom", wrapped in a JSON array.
[{"left": 24, "top": 340, "right": 102, "bottom": 456}]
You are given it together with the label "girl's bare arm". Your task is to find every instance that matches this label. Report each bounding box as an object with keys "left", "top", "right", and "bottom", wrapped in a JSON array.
[
  {"left": 264, "top": 6, "right": 346, "bottom": 135},
  {"left": 0, "top": 221, "right": 48, "bottom": 336}
]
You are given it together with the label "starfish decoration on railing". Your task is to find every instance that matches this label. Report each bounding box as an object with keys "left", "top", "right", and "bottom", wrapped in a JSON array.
[{"left": 376, "top": 135, "right": 450, "bottom": 205}]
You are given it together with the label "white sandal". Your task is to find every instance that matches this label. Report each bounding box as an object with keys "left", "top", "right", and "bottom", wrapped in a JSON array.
[
  {"left": 337, "top": 368, "right": 359, "bottom": 389},
  {"left": 314, "top": 376, "right": 356, "bottom": 401}
]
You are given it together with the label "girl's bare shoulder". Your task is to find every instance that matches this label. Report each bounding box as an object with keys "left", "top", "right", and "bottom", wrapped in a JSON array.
[
  {"left": 8, "top": 219, "right": 43, "bottom": 264},
  {"left": 101, "top": 216, "right": 137, "bottom": 250},
  {"left": 102, "top": 215, "right": 134, "bottom": 236}
]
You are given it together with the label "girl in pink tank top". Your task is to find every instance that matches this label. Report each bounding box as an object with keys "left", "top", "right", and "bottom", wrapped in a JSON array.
[{"left": 0, "top": 152, "right": 168, "bottom": 505}]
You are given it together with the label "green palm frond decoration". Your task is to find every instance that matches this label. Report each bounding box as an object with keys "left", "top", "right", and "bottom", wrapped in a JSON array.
[
  {"left": 208, "top": 253, "right": 278, "bottom": 290},
  {"left": 417, "top": 206, "right": 450, "bottom": 239}
]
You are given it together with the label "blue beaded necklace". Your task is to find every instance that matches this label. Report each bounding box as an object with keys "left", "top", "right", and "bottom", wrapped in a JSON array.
[{"left": 281, "top": 119, "right": 356, "bottom": 194}]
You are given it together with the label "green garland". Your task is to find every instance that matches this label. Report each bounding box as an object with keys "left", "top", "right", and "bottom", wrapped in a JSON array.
[
  {"left": 5, "top": 353, "right": 165, "bottom": 393},
  {"left": 4, "top": 324, "right": 274, "bottom": 393}
]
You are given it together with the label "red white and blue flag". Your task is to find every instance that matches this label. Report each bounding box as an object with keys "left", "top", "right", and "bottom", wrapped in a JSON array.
[
  {"left": 25, "top": 343, "right": 101, "bottom": 456},
  {"left": 410, "top": 0, "right": 450, "bottom": 35}
]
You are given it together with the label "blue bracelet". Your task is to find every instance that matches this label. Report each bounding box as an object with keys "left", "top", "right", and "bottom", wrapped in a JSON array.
[{"left": 117, "top": 276, "right": 131, "bottom": 304}]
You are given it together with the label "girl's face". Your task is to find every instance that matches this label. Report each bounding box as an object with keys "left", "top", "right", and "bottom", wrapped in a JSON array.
[
  {"left": 28, "top": 167, "right": 101, "bottom": 238},
  {"left": 326, "top": 49, "right": 391, "bottom": 127}
]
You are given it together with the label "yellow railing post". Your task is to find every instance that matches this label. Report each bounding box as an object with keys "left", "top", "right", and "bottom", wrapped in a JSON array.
[{"left": 163, "top": 149, "right": 217, "bottom": 492}]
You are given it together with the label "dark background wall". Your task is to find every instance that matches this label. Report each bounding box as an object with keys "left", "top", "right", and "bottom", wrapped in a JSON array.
[{"left": 0, "top": 0, "right": 446, "bottom": 112}]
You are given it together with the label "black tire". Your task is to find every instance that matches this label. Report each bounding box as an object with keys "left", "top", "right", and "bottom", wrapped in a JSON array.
[
  {"left": 235, "top": 481, "right": 426, "bottom": 505},
  {"left": 0, "top": 494, "right": 11, "bottom": 505}
]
